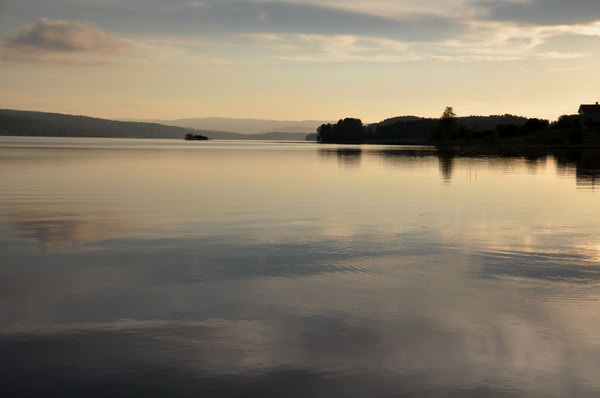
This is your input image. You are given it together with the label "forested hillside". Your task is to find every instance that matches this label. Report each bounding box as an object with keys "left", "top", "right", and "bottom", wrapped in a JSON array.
[{"left": 0, "top": 109, "right": 209, "bottom": 139}]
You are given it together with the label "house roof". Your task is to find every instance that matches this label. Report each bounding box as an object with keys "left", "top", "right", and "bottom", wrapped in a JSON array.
[{"left": 579, "top": 104, "right": 600, "bottom": 114}]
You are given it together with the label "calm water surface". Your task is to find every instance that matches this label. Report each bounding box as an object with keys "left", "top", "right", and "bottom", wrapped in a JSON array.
[{"left": 2, "top": 136, "right": 600, "bottom": 397}]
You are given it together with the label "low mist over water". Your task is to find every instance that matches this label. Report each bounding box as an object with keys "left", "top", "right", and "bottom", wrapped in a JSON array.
[{"left": 2, "top": 137, "right": 600, "bottom": 397}]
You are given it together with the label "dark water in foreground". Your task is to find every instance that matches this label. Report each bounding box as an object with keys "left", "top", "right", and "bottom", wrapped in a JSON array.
[{"left": 2, "top": 137, "right": 600, "bottom": 397}]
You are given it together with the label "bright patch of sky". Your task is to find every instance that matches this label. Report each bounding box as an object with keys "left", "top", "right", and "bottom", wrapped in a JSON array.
[{"left": 1, "top": 0, "right": 599, "bottom": 121}]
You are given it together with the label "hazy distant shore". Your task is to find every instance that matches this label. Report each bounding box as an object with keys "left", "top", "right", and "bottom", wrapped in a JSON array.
[
  {"left": 0, "top": 109, "right": 316, "bottom": 141},
  {"left": 3, "top": 108, "right": 599, "bottom": 148}
]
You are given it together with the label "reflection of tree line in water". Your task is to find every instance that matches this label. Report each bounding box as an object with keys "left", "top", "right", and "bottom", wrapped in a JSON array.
[
  {"left": 555, "top": 150, "right": 600, "bottom": 188},
  {"left": 318, "top": 147, "right": 600, "bottom": 187}
]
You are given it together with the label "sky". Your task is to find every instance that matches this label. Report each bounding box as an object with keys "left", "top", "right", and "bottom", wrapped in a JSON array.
[{"left": 0, "top": 0, "right": 599, "bottom": 122}]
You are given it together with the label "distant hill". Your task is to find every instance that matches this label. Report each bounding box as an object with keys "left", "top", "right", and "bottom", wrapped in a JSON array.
[
  {"left": 0, "top": 109, "right": 211, "bottom": 139},
  {"left": 457, "top": 115, "right": 530, "bottom": 131},
  {"left": 132, "top": 117, "right": 333, "bottom": 134},
  {"left": 378, "top": 116, "right": 424, "bottom": 126},
  {"left": 369, "top": 114, "right": 530, "bottom": 142},
  {"left": 0, "top": 109, "right": 310, "bottom": 140}
]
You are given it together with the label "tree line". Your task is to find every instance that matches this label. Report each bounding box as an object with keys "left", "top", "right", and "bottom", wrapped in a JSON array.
[{"left": 316, "top": 107, "right": 587, "bottom": 145}]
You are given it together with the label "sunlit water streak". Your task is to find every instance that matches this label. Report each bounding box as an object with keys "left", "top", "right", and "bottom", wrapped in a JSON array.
[{"left": 1, "top": 137, "right": 600, "bottom": 397}]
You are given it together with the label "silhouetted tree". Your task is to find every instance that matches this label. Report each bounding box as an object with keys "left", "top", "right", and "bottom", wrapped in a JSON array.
[
  {"left": 496, "top": 124, "right": 521, "bottom": 138},
  {"left": 316, "top": 123, "right": 334, "bottom": 142},
  {"left": 522, "top": 118, "right": 549, "bottom": 133},
  {"left": 553, "top": 115, "right": 580, "bottom": 130},
  {"left": 432, "top": 106, "right": 458, "bottom": 141},
  {"left": 336, "top": 118, "right": 365, "bottom": 141},
  {"left": 441, "top": 106, "right": 457, "bottom": 126},
  {"left": 316, "top": 118, "right": 366, "bottom": 142},
  {"left": 569, "top": 129, "right": 584, "bottom": 144}
]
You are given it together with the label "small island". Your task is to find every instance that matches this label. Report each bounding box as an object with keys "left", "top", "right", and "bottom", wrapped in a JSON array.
[{"left": 184, "top": 133, "right": 210, "bottom": 141}]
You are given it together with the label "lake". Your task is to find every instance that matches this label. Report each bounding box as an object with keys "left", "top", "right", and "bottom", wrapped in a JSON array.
[{"left": 1, "top": 136, "right": 600, "bottom": 397}]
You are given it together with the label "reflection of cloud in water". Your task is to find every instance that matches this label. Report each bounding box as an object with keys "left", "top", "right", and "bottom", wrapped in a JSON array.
[
  {"left": 9, "top": 210, "right": 128, "bottom": 253},
  {"left": 3, "top": 274, "right": 600, "bottom": 397},
  {"left": 475, "top": 248, "right": 600, "bottom": 281},
  {"left": 2, "top": 223, "right": 600, "bottom": 395}
]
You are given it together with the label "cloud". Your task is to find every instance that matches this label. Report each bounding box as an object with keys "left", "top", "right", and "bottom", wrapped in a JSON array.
[
  {"left": 3, "top": 18, "right": 130, "bottom": 65},
  {"left": 480, "top": 0, "right": 600, "bottom": 25},
  {"left": 245, "top": 33, "right": 416, "bottom": 63},
  {"left": 533, "top": 51, "right": 587, "bottom": 60},
  {"left": 2, "top": 1, "right": 599, "bottom": 67},
  {"left": 282, "top": 0, "right": 475, "bottom": 19},
  {"left": 0, "top": 0, "right": 465, "bottom": 42},
  {"left": 238, "top": 26, "right": 591, "bottom": 65}
]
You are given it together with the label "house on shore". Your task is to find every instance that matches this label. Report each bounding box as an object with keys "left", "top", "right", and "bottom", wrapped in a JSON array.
[{"left": 579, "top": 102, "right": 600, "bottom": 128}]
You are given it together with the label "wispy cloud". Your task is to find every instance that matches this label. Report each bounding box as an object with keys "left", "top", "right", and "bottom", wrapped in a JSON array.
[{"left": 246, "top": 33, "right": 411, "bottom": 60}]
